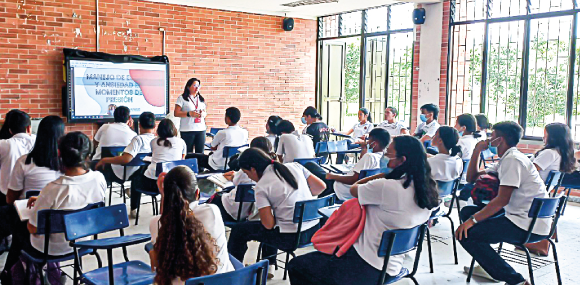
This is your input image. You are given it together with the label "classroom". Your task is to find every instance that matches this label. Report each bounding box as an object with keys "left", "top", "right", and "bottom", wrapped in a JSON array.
[{"left": 1, "top": 0, "right": 579, "bottom": 284}]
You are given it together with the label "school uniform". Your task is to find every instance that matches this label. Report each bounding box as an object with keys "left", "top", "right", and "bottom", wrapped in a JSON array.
[
  {"left": 413, "top": 120, "right": 440, "bottom": 139},
  {"left": 116, "top": 133, "right": 156, "bottom": 180},
  {"left": 305, "top": 121, "right": 330, "bottom": 149},
  {"left": 8, "top": 156, "right": 62, "bottom": 199},
  {"left": 265, "top": 134, "right": 277, "bottom": 150},
  {"left": 150, "top": 201, "right": 234, "bottom": 283},
  {"left": 288, "top": 178, "right": 431, "bottom": 284},
  {"left": 0, "top": 133, "right": 36, "bottom": 195},
  {"left": 459, "top": 147, "right": 550, "bottom": 285},
  {"left": 276, "top": 132, "right": 315, "bottom": 163},
  {"left": 532, "top": 148, "right": 561, "bottom": 182},
  {"left": 228, "top": 163, "right": 319, "bottom": 264},
  {"left": 210, "top": 170, "right": 255, "bottom": 222},
  {"left": 93, "top": 123, "right": 136, "bottom": 178},
  {"left": 377, "top": 120, "right": 407, "bottom": 136},
  {"left": 334, "top": 152, "right": 382, "bottom": 201},
  {"left": 428, "top": 154, "right": 463, "bottom": 196},
  {"left": 457, "top": 134, "right": 478, "bottom": 160},
  {"left": 176, "top": 95, "right": 207, "bottom": 154},
  {"left": 188, "top": 125, "right": 249, "bottom": 171},
  {"left": 336, "top": 122, "right": 374, "bottom": 164}
]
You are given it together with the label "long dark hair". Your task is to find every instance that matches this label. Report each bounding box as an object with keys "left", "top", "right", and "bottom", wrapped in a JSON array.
[
  {"left": 238, "top": 148, "right": 298, "bottom": 189},
  {"left": 437, "top": 126, "right": 462, "bottom": 158},
  {"left": 267, "top": 115, "right": 283, "bottom": 135},
  {"left": 536, "top": 123, "right": 576, "bottom": 174},
  {"left": 26, "top": 116, "right": 65, "bottom": 171},
  {"left": 385, "top": 136, "right": 439, "bottom": 210},
  {"left": 0, "top": 109, "right": 19, "bottom": 140},
  {"left": 456, "top": 113, "right": 480, "bottom": 138},
  {"left": 154, "top": 166, "right": 218, "bottom": 285},
  {"left": 58, "top": 132, "right": 92, "bottom": 170},
  {"left": 229, "top": 137, "right": 278, "bottom": 171},
  {"left": 157, "top": 119, "right": 177, "bottom": 148},
  {"left": 181, "top": 78, "right": 205, "bottom": 103},
  {"left": 360, "top": 107, "right": 372, "bottom": 123},
  {"left": 303, "top": 107, "right": 322, "bottom": 120}
]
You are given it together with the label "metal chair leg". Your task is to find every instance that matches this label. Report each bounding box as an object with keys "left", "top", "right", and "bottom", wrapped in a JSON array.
[
  {"left": 410, "top": 276, "right": 419, "bottom": 285},
  {"left": 135, "top": 203, "right": 141, "bottom": 226},
  {"left": 108, "top": 184, "right": 113, "bottom": 206},
  {"left": 448, "top": 217, "right": 459, "bottom": 264},
  {"left": 466, "top": 258, "right": 475, "bottom": 282},
  {"left": 121, "top": 184, "right": 126, "bottom": 204},
  {"left": 521, "top": 246, "right": 535, "bottom": 285},
  {"left": 426, "top": 228, "right": 434, "bottom": 273},
  {"left": 256, "top": 243, "right": 263, "bottom": 263},
  {"left": 283, "top": 252, "right": 290, "bottom": 280},
  {"left": 548, "top": 239, "right": 562, "bottom": 285}
]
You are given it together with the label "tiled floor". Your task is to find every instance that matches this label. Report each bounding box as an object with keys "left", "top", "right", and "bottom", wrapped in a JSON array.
[{"left": 2, "top": 185, "right": 579, "bottom": 285}]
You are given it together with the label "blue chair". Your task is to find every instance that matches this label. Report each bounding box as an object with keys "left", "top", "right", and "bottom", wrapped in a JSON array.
[
  {"left": 359, "top": 168, "right": 381, "bottom": 179},
  {"left": 480, "top": 149, "right": 499, "bottom": 168},
  {"left": 545, "top": 170, "right": 564, "bottom": 193},
  {"left": 256, "top": 195, "right": 334, "bottom": 280},
  {"left": 466, "top": 196, "right": 567, "bottom": 285},
  {"left": 293, "top": 157, "right": 323, "bottom": 166},
  {"left": 206, "top": 127, "right": 224, "bottom": 138},
  {"left": 314, "top": 141, "right": 330, "bottom": 164},
  {"left": 223, "top": 184, "right": 256, "bottom": 228},
  {"left": 555, "top": 171, "right": 579, "bottom": 215},
  {"left": 377, "top": 223, "right": 428, "bottom": 285},
  {"left": 20, "top": 202, "right": 105, "bottom": 285},
  {"left": 222, "top": 145, "right": 249, "bottom": 171},
  {"left": 143, "top": 242, "right": 245, "bottom": 271},
  {"left": 109, "top": 152, "right": 152, "bottom": 206},
  {"left": 64, "top": 204, "right": 154, "bottom": 285},
  {"left": 185, "top": 260, "right": 268, "bottom": 285},
  {"left": 101, "top": 146, "right": 128, "bottom": 205}
]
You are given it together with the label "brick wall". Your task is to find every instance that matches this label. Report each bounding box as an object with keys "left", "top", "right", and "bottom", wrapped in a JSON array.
[{"left": 0, "top": 0, "right": 317, "bottom": 138}]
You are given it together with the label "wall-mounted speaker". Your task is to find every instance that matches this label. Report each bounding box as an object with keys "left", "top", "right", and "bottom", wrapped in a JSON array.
[
  {"left": 283, "top": 18, "right": 294, "bottom": 31},
  {"left": 412, "top": 8, "right": 426, "bottom": 25}
]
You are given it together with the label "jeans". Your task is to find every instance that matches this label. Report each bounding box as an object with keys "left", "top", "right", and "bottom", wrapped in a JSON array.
[
  {"left": 459, "top": 206, "right": 545, "bottom": 285},
  {"left": 227, "top": 221, "right": 318, "bottom": 264},
  {"left": 180, "top": 131, "right": 206, "bottom": 154},
  {"left": 288, "top": 247, "right": 387, "bottom": 285},
  {"left": 1, "top": 204, "right": 28, "bottom": 282},
  {"left": 130, "top": 173, "right": 158, "bottom": 210},
  {"left": 335, "top": 140, "right": 359, "bottom": 164},
  {"left": 185, "top": 153, "right": 215, "bottom": 172},
  {"left": 303, "top": 162, "right": 335, "bottom": 197}
]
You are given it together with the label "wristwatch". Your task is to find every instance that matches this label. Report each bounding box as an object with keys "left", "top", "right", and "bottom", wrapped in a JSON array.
[
  {"left": 470, "top": 215, "right": 478, "bottom": 224},
  {"left": 186, "top": 111, "right": 191, "bottom": 117}
]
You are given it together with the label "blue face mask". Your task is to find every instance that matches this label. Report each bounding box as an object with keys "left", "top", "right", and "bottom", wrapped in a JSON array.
[
  {"left": 420, "top": 114, "right": 428, "bottom": 122},
  {"left": 380, "top": 156, "right": 393, "bottom": 175},
  {"left": 301, "top": 117, "right": 307, "bottom": 124},
  {"left": 459, "top": 131, "right": 464, "bottom": 136},
  {"left": 488, "top": 138, "right": 499, "bottom": 155}
]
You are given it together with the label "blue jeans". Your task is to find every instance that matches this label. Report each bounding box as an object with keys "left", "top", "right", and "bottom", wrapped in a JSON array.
[{"left": 459, "top": 206, "right": 545, "bottom": 285}]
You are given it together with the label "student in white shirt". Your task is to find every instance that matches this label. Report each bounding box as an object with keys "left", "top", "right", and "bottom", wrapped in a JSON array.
[
  {"left": 188, "top": 107, "right": 248, "bottom": 171},
  {"left": 266, "top": 115, "right": 283, "bottom": 151},
  {"left": 457, "top": 121, "right": 549, "bottom": 285},
  {"left": 335, "top": 108, "right": 374, "bottom": 163},
  {"left": 276, "top": 120, "right": 315, "bottom": 163},
  {"left": 0, "top": 109, "right": 19, "bottom": 141},
  {"left": 228, "top": 148, "right": 326, "bottom": 277},
  {"left": 92, "top": 106, "right": 137, "bottom": 172},
  {"left": 288, "top": 135, "right": 438, "bottom": 285},
  {"left": 174, "top": 78, "right": 208, "bottom": 154},
  {"left": 95, "top": 112, "right": 157, "bottom": 181},
  {"left": 414, "top": 103, "right": 441, "bottom": 143},
  {"left": 428, "top": 127, "right": 463, "bottom": 196},
  {"left": 475, "top": 114, "right": 492, "bottom": 141},
  {"left": 149, "top": 166, "right": 233, "bottom": 285},
  {"left": 377, "top": 106, "right": 409, "bottom": 136},
  {"left": 532, "top": 123, "right": 576, "bottom": 183},
  {"left": 455, "top": 113, "right": 481, "bottom": 161},
  {"left": 130, "top": 119, "right": 186, "bottom": 213}
]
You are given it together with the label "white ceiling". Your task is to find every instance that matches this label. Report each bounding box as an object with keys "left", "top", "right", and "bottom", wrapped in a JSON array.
[{"left": 142, "top": 0, "right": 441, "bottom": 19}]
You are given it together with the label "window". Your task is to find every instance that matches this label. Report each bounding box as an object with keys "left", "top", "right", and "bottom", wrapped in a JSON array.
[{"left": 448, "top": 0, "right": 580, "bottom": 139}]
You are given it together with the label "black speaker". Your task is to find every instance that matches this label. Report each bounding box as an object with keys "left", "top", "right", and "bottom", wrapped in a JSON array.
[
  {"left": 412, "top": 8, "right": 426, "bottom": 25},
  {"left": 283, "top": 18, "right": 294, "bottom": 31}
]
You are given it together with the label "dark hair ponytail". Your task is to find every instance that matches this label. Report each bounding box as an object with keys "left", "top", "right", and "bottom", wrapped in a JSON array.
[
  {"left": 238, "top": 148, "right": 298, "bottom": 189},
  {"left": 438, "top": 126, "right": 463, "bottom": 158},
  {"left": 27, "top": 116, "right": 65, "bottom": 171},
  {"left": 157, "top": 119, "right": 177, "bottom": 148},
  {"left": 59, "top": 132, "right": 92, "bottom": 170},
  {"left": 537, "top": 123, "right": 576, "bottom": 174},
  {"left": 181, "top": 78, "right": 205, "bottom": 103},
  {"left": 303, "top": 107, "right": 322, "bottom": 120},
  {"left": 360, "top": 107, "right": 372, "bottom": 123},
  {"left": 457, "top": 113, "right": 479, "bottom": 138}
]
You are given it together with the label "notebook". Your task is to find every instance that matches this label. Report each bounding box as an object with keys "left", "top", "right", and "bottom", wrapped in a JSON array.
[
  {"left": 207, "top": 173, "right": 234, "bottom": 189},
  {"left": 14, "top": 199, "right": 34, "bottom": 221}
]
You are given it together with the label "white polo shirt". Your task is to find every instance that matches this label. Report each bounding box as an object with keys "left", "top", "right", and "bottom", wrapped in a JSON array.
[
  {"left": 428, "top": 154, "right": 463, "bottom": 196},
  {"left": 532, "top": 149, "right": 561, "bottom": 182},
  {"left": 175, "top": 95, "right": 207, "bottom": 132},
  {"left": 145, "top": 137, "right": 187, "bottom": 179},
  {"left": 0, "top": 133, "right": 36, "bottom": 194},
  {"left": 266, "top": 134, "right": 277, "bottom": 149},
  {"left": 209, "top": 125, "right": 249, "bottom": 170},
  {"left": 458, "top": 134, "right": 479, "bottom": 160},
  {"left": 150, "top": 202, "right": 234, "bottom": 275},
  {"left": 334, "top": 152, "right": 382, "bottom": 201},
  {"left": 221, "top": 170, "right": 254, "bottom": 220},
  {"left": 29, "top": 170, "right": 106, "bottom": 256},
  {"left": 414, "top": 120, "right": 440, "bottom": 138},
  {"left": 276, "top": 132, "right": 315, "bottom": 163},
  {"left": 8, "top": 155, "right": 62, "bottom": 199},
  {"left": 486, "top": 147, "right": 551, "bottom": 235},
  {"left": 93, "top": 123, "right": 137, "bottom": 160},
  {"left": 254, "top": 163, "right": 318, "bottom": 233},
  {"left": 352, "top": 122, "right": 374, "bottom": 140},
  {"left": 354, "top": 178, "right": 431, "bottom": 276},
  {"left": 113, "top": 133, "right": 156, "bottom": 180},
  {"left": 377, "top": 120, "right": 407, "bottom": 136}
]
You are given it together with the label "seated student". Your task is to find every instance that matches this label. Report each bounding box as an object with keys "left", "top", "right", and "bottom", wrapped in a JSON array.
[
  {"left": 428, "top": 127, "right": 463, "bottom": 196},
  {"left": 287, "top": 135, "right": 439, "bottom": 285},
  {"left": 377, "top": 106, "right": 409, "bottom": 136},
  {"left": 188, "top": 107, "right": 248, "bottom": 171},
  {"left": 475, "top": 113, "right": 492, "bottom": 141},
  {"left": 533, "top": 122, "right": 576, "bottom": 183},
  {"left": 92, "top": 106, "right": 137, "bottom": 173},
  {"left": 302, "top": 106, "right": 330, "bottom": 149},
  {"left": 130, "top": 119, "right": 186, "bottom": 215},
  {"left": 150, "top": 166, "right": 234, "bottom": 285},
  {"left": 455, "top": 113, "right": 480, "bottom": 160},
  {"left": 266, "top": 115, "right": 282, "bottom": 151},
  {"left": 0, "top": 109, "right": 19, "bottom": 140},
  {"left": 227, "top": 148, "right": 326, "bottom": 277},
  {"left": 335, "top": 108, "right": 374, "bottom": 163},
  {"left": 209, "top": 137, "right": 275, "bottom": 223},
  {"left": 95, "top": 112, "right": 157, "bottom": 182},
  {"left": 456, "top": 121, "right": 548, "bottom": 285},
  {"left": 276, "top": 120, "right": 315, "bottom": 163},
  {"left": 414, "top": 103, "right": 441, "bottom": 143}
]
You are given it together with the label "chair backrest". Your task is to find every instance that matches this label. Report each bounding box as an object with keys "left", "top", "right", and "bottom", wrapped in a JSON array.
[
  {"left": 528, "top": 197, "right": 562, "bottom": 219},
  {"left": 293, "top": 195, "right": 334, "bottom": 224},
  {"left": 101, "top": 146, "right": 126, "bottom": 158},
  {"left": 223, "top": 145, "right": 249, "bottom": 159},
  {"left": 63, "top": 204, "right": 129, "bottom": 241},
  {"left": 359, "top": 168, "right": 380, "bottom": 179},
  {"left": 334, "top": 140, "right": 349, "bottom": 152},
  {"left": 315, "top": 141, "right": 329, "bottom": 155},
  {"left": 36, "top": 202, "right": 105, "bottom": 235},
  {"left": 327, "top": 141, "right": 339, "bottom": 153},
  {"left": 436, "top": 180, "right": 457, "bottom": 197},
  {"left": 156, "top": 158, "right": 199, "bottom": 177},
  {"left": 293, "top": 157, "right": 322, "bottom": 166},
  {"left": 378, "top": 223, "right": 426, "bottom": 257},
  {"left": 545, "top": 171, "right": 564, "bottom": 190},
  {"left": 423, "top": 140, "right": 432, "bottom": 149},
  {"left": 234, "top": 184, "right": 256, "bottom": 203},
  {"left": 462, "top": 159, "right": 470, "bottom": 175},
  {"left": 209, "top": 128, "right": 224, "bottom": 136},
  {"left": 481, "top": 149, "right": 496, "bottom": 160},
  {"left": 25, "top": 190, "right": 41, "bottom": 199},
  {"left": 125, "top": 152, "right": 152, "bottom": 167},
  {"left": 185, "top": 259, "right": 269, "bottom": 285}
]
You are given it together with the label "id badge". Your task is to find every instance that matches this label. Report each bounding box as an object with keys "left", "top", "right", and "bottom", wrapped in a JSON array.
[{"left": 194, "top": 117, "right": 201, "bottom": 123}]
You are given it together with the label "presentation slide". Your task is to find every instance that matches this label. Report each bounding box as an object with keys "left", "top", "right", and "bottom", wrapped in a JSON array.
[{"left": 68, "top": 59, "right": 168, "bottom": 120}]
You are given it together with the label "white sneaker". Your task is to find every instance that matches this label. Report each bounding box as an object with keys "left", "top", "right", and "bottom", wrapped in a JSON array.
[
  {"left": 506, "top": 281, "right": 531, "bottom": 285},
  {"left": 267, "top": 265, "right": 275, "bottom": 280},
  {"left": 464, "top": 265, "right": 499, "bottom": 282},
  {"left": 129, "top": 209, "right": 137, "bottom": 219}
]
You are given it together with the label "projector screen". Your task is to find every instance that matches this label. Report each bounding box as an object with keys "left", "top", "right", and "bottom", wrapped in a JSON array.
[{"left": 65, "top": 56, "right": 169, "bottom": 122}]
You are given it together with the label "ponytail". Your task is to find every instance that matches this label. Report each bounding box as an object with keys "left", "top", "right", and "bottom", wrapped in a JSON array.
[
  {"left": 360, "top": 107, "right": 372, "bottom": 123},
  {"left": 449, "top": 145, "right": 463, "bottom": 158},
  {"left": 238, "top": 148, "right": 298, "bottom": 189},
  {"left": 157, "top": 119, "right": 177, "bottom": 148},
  {"left": 438, "top": 126, "right": 462, "bottom": 158}
]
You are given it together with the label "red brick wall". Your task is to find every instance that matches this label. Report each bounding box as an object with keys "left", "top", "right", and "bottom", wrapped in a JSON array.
[{"left": 0, "top": 0, "right": 317, "bottom": 138}]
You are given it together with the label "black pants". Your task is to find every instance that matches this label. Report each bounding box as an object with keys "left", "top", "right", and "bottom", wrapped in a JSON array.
[
  {"left": 130, "top": 173, "right": 159, "bottom": 210},
  {"left": 0, "top": 192, "right": 7, "bottom": 207},
  {"left": 208, "top": 193, "right": 237, "bottom": 222},
  {"left": 186, "top": 153, "right": 215, "bottom": 172},
  {"left": 303, "top": 162, "right": 334, "bottom": 197},
  {"left": 288, "top": 247, "right": 388, "bottom": 285},
  {"left": 1, "top": 205, "right": 28, "bottom": 281},
  {"left": 181, "top": 131, "right": 206, "bottom": 154}
]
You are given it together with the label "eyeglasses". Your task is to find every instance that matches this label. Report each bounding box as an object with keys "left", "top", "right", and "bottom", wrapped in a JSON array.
[{"left": 192, "top": 83, "right": 201, "bottom": 88}]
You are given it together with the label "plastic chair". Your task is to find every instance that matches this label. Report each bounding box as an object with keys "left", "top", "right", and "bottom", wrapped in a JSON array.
[
  {"left": 480, "top": 149, "right": 499, "bottom": 168},
  {"left": 555, "top": 171, "right": 579, "bottom": 215},
  {"left": 206, "top": 127, "right": 224, "bottom": 138},
  {"left": 545, "top": 170, "right": 564, "bottom": 193},
  {"left": 222, "top": 145, "right": 249, "bottom": 171},
  {"left": 256, "top": 195, "right": 334, "bottom": 280},
  {"left": 64, "top": 204, "right": 153, "bottom": 285},
  {"left": 359, "top": 168, "right": 381, "bottom": 179},
  {"left": 466, "top": 196, "right": 567, "bottom": 285},
  {"left": 143, "top": 242, "right": 244, "bottom": 271},
  {"left": 314, "top": 141, "right": 330, "bottom": 164},
  {"left": 293, "top": 157, "right": 323, "bottom": 166},
  {"left": 101, "top": 146, "right": 128, "bottom": 205},
  {"left": 377, "top": 223, "right": 428, "bottom": 285},
  {"left": 223, "top": 184, "right": 256, "bottom": 228},
  {"left": 20, "top": 202, "right": 105, "bottom": 285},
  {"left": 185, "top": 260, "right": 268, "bottom": 285}
]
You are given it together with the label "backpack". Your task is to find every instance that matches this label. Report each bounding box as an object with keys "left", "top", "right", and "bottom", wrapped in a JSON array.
[{"left": 471, "top": 172, "right": 500, "bottom": 206}]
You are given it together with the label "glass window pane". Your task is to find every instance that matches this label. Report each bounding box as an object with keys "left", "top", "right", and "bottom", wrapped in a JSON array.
[
  {"left": 387, "top": 32, "right": 414, "bottom": 127},
  {"left": 341, "top": 11, "right": 362, "bottom": 36},
  {"left": 321, "top": 15, "right": 339, "bottom": 38},
  {"left": 453, "top": 0, "right": 487, "bottom": 22},
  {"left": 570, "top": 22, "right": 580, "bottom": 141},
  {"left": 364, "top": 36, "right": 388, "bottom": 122},
  {"left": 529, "top": 0, "right": 574, "bottom": 14},
  {"left": 389, "top": 3, "right": 414, "bottom": 30},
  {"left": 366, "top": 6, "right": 388, "bottom": 33},
  {"left": 489, "top": 0, "right": 527, "bottom": 18}
]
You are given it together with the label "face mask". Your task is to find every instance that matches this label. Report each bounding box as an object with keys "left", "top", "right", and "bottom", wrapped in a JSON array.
[
  {"left": 367, "top": 142, "right": 375, "bottom": 153},
  {"left": 459, "top": 131, "right": 464, "bottom": 136},
  {"left": 380, "top": 156, "right": 393, "bottom": 175},
  {"left": 488, "top": 138, "right": 500, "bottom": 155},
  {"left": 301, "top": 117, "right": 307, "bottom": 124},
  {"left": 420, "top": 114, "right": 428, "bottom": 122}
]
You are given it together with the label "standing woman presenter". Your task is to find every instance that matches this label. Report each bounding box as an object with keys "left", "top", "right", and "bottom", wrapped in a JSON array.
[{"left": 175, "top": 78, "right": 207, "bottom": 154}]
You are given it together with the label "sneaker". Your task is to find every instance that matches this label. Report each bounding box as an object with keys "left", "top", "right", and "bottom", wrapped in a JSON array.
[
  {"left": 125, "top": 188, "right": 131, "bottom": 198},
  {"left": 464, "top": 265, "right": 499, "bottom": 282},
  {"left": 267, "top": 265, "right": 275, "bottom": 280},
  {"left": 506, "top": 281, "right": 531, "bottom": 285},
  {"left": 129, "top": 209, "right": 137, "bottom": 219}
]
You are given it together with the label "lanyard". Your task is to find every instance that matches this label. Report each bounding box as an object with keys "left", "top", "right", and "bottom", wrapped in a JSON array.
[{"left": 190, "top": 95, "right": 199, "bottom": 110}]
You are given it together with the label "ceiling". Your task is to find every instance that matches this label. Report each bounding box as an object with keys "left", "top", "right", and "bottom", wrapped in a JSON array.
[{"left": 142, "top": 0, "right": 440, "bottom": 19}]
